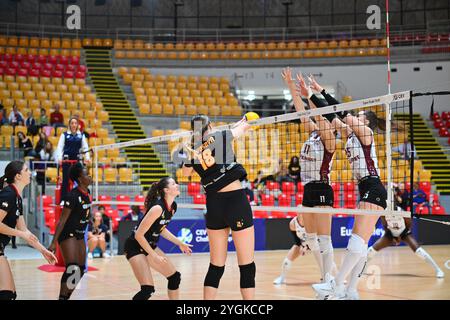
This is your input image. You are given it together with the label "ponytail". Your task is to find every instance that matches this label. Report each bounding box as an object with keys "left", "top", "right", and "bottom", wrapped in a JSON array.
[
  {"left": 0, "top": 160, "right": 25, "bottom": 191},
  {"left": 144, "top": 177, "right": 172, "bottom": 212}
]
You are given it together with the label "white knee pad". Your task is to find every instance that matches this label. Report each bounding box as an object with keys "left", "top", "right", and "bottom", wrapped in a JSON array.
[
  {"left": 318, "top": 235, "right": 333, "bottom": 255},
  {"left": 305, "top": 233, "right": 320, "bottom": 252},
  {"left": 347, "top": 234, "right": 366, "bottom": 254}
]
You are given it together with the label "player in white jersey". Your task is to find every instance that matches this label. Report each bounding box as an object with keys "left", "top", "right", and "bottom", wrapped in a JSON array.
[
  {"left": 273, "top": 215, "right": 308, "bottom": 285},
  {"left": 282, "top": 68, "right": 337, "bottom": 285},
  {"left": 367, "top": 214, "right": 444, "bottom": 278},
  {"left": 308, "top": 75, "right": 389, "bottom": 300}
]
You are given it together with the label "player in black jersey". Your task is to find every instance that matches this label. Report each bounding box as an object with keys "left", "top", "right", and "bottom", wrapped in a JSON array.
[
  {"left": 48, "top": 162, "right": 92, "bottom": 300},
  {"left": 0, "top": 161, "right": 57, "bottom": 300},
  {"left": 124, "top": 177, "right": 192, "bottom": 300},
  {"left": 182, "top": 114, "right": 255, "bottom": 300}
]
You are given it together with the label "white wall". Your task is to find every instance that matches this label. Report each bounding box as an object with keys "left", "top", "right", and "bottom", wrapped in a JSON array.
[{"left": 150, "top": 60, "right": 450, "bottom": 116}]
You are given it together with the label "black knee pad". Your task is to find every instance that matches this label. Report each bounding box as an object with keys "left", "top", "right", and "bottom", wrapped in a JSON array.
[
  {"left": 204, "top": 263, "right": 225, "bottom": 288},
  {"left": 167, "top": 271, "right": 181, "bottom": 290},
  {"left": 132, "top": 285, "right": 155, "bottom": 300},
  {"left": 239, "top": 262, "right": 256, "bottom": 288},
  {"left": 61, "top": 263, "right": 83, "bottom": 284},
  {"left": 0, "top": 290, "right": 16, "bottom": 300}
]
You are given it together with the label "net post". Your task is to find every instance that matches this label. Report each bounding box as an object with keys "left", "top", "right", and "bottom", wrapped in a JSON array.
[
  {"left": 384, "top": 102, "right": 393, "bottom": 211},
  {"left": 94, "top": 148, "right": 99, "bottom": 202},
  {"left": 409, "top": 91, "right": 415, "bottom": 217}
]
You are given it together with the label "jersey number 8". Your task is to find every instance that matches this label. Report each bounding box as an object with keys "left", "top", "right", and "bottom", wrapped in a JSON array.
[{"left": 200, "top": 148, "right": 216, "bottom": 170}]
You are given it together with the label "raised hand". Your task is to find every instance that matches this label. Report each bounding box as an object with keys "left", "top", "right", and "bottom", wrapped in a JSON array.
[
  {"left": 281, "top": 67, "right": 294, "bottom": 85},
  {"left": 295, "top": 73, "right": 310, "bottom": 98},
  {"left": 307, "top": 74, "right": 323, "bottom": 93}
]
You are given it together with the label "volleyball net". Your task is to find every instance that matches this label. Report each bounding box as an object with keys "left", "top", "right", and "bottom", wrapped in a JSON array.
[{"left": 90, "top": 90, "right": 414, "bottom": 219}]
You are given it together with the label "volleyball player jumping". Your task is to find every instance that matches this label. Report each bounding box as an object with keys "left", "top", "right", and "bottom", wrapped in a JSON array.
[
  {"left": 182, "top": 114, "right": 254, "bottom": 300},
  {"left": 309, "top": 75, "right": 388, "bottom": 299},
  {"left": 0, "top": 161, "right": 57, "bottom": 300},
  {"left": 282, "top": 68, "right": 337, "bottom": 284},
  {"left": 124, "top": 177, "right": 192, "bottom": 300}
]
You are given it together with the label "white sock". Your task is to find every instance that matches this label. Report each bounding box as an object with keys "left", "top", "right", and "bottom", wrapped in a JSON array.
[
  {"left": 347, "top": 245, "right": 368, "bottom": 292},
  {"left": 305, "top": 233, "right": 324, "bottom": 279},
  {"left": 415, "top": 247, "right": 442, "bottom": 272},
  {"left": 335, "top": 233, "right": 366, "bottom": 286},
  {"left": 318, "top": 235, "right": 334, "bottom": 277},
  {"left": 280, "top": 257, "right": 292, "bottom": 278}
]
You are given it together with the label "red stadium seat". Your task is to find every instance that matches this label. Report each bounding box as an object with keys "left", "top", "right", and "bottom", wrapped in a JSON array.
[
  {"left": 281, "top": 181, "right": 295, "bottom": 196},
  {"left": 32, "top": 62, "right": 42, "bottom": 70},
  {"left": 404, "top": 182, "right": 411, "bottom": 192},
  {"left": 187, "top": 182, "right": 201, "bottom": 196},
  {"left": 415, "top": 204, "right": 430, "bottom": 214},
  {"left": 0, "top": 61, "right": 6, "bottom": 68},
  {"left": 430, "top": 193, "right": 439, "bottom": 205},
  {"left": 55, "top": 63, "right": 64, "bottom": 71},
  {"left": 66, "top": 64, "right": 76, "bottom": 72},
  {"left": 116, "top": 194, "right": 131, "bottom": 212},
  {"left": 442, "top": 112, "right": 450, "bottom": 121},
  {"left": 60, "top": 55, "right": 69, "bottom": 65},
  {"left": 331, "top": 182, "right": 341, "bottom": 207},
  {"left": 419, "top": 181, "right": 431, "bottom": 195},
  {"left": 98, "top": 195, "right": 112, "bottom": 209},
  {"left": 343, "top": 182, "right": 355, "bottom": 192},
  {"left": 297, "top": 182, "right": 304, "bottom": 194},
  {"left": 344, "top": 191, "right": 356, "bottom": 209},
  {"left": 193, "top": 194, "right": 206, "bottom": 205},
  {"left": 0, "top": 68, "right": 4, "bottom": 76},
  {"left": 43, "top": 62, "right": 53, "bottom": 70},
  {"left": 4, "top": 54, "right": 13, "bottom": 62},
  {"left": 278, "top": 193, "right": 291, "bottom": 207},
  {"left": 39, "top": 195, "right": 54, "bottom": 208},
  {"left": 77, "top": 65, "right": 87, "bottom": 73},
  {"left": 25, "top": 54, "right": 35, "bottom": 63},
  {"left": 48, "top": 55, "right": 58, "bottom": 64},
  {"left": 432, "top": 205, "right": 445, "bottom": 215},
  {"left": 17, "top": 68, "right": 28, "bottom": 76},
  {"left": 21, "top": 61, "right": 31, "bottom": 69},
  {"left": 10, "top": 61, "right": 19, "bottom": 69},
  {"left": 37, "top": 54, "right": 46, "bottom": 64},
  {"left": 431, "top": 112, "right": 440, "bottom": 120},
  {"left": 134, "top": 195, "right": 145, "bottom": 211},
  {"left": 6, "top": 68, "right": 16, "bottom": 75},
  {"left": 64, "top": 70, "right": 74, "bottom": 78},
  {"left": 41, "top": 69, "right": 51, "bottom": 77},
  {"left": 70, "top": 56, "right": 80, "bottom": 65},
  {"left": 438, "top": 127, "right": 449, "bottom": 137},
  {"left": 75, "top": 71, "right": 85, "bottom": 79},
  {"left": 433, "top": 120, "right": 443, "bottom": 128},
  {"left": 266, "top": 181, "right": 280, "bottom": 191},
  {"left": 105, "top": 209, "right": 120, "bottom": 231},
  {"left": 29, "top": 69, "right": 40, "bottom": 77},
  {"left": 15, "top": 54, "right": 24, "bottom": 62},
  {"left": 261, "top": 194, "right": 274, "bottom": 206}
]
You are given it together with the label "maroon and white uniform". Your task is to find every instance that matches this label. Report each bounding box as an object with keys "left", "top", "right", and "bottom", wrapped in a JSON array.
[
  {"left": 345, "top": 131, "right": 379, "bottom": 181},
  {"left": 300, "top": 131, "right": 334, "bottom": 184}
]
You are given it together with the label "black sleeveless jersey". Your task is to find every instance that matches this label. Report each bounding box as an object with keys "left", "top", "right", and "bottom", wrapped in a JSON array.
[
  {"left": 0, "top": 185, "right": 23, "bottom": 246},
  {"left": 130, "top": 199, "right": 177, "bottom": 246},
  {"left": 185, "top": 129, "right": 247, "bottom": 193},
  {"left": 58, "top": 187, "right": 92, "bottom": 242}
]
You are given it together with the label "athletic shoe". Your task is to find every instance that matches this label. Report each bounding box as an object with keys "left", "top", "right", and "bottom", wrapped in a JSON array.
[
  {"left": 312, "top": 273, "right": 345, "bottom": 300},
  {"left": 436, "top": 269, "right": 445, "bottom": 278},
  {"left": 103, "top": 252, "right": 111, "bottom": 258},
  {"left": 273, "top": 276, "right": 285, "bottom": 285},
  {"left": 88, "top": 252, "right": 93, "bottom": 259}
]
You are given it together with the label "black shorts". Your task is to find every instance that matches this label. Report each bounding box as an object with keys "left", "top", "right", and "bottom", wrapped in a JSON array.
[
  {"left": 124, "top": 237, "right": 157, "bottom": 260},
  {"left": 290, "top": 230, "right": 303, "bottom": 246},
  {"left": 358, "top": 177, "right": 387, "bottom": 209},
  {"left": 205, "top": 189, "right": 253, "bottom": 231},
  {"left": 58, "top": 231, "right": 85, "bottom": 244},
  {"left": 302, "top": 181, "right": 334, "bottom": 207}
]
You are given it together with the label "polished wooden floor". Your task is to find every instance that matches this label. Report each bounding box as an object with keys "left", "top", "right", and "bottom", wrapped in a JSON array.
[{"left": 8, "top": 245, "right": 450, "bottom": 300}]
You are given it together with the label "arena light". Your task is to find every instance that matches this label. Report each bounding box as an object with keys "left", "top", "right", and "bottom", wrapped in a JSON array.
[{"left": 245, "top": 90, "right": 256, "bottom": 101}]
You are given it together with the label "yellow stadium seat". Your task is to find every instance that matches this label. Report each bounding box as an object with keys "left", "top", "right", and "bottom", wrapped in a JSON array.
[
  {"left": 163, "top": 104, "right": 174, "bottom": 115},
  {"left": 102, "top": 137, "right": 115, "bottom": 145},
  {"left": 231, "top": 106, "right": 242, "bottom": 116},
  {"left": 119, "top": 168, "right": 133, "bottom": 183},
  {"left": 197, "top": 105, "right": 208, "bottom": 115},
  {"left": 185, "top": 105, "right": 197, "bottom": 116},
  {"left": 104, "top": 168, "right": 117, "bottom": 184},
  {"left": 174, "top": 105, "right": 185, "bottom": 115},
  {"left": 45, "top": 167, "right": 58, "bottom": 183},
  {"left": 221, "top": 106, "right": 232, "bottom": 116},
  {"left": 209, "top": 106, "right": 220, "bottom": 116},
  {"left": 96, "top": 128, "right": 108, "bottom": 139},
  {"left": 151, "top": 104, "right": 162, "bottom": 115}
]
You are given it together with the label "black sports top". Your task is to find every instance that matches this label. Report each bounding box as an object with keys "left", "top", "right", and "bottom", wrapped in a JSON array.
[
  {"left": 58, "top": 187, "right": 92, "bottom": 243},
  {"left": 184, "top": 129, "right": 247, "bottom": 193},
  {"left": 130, "top": 199, "right": 177, "bottom": 246},
  {"left": 0, "top": 185, "right": 23, "bottom": 247}
]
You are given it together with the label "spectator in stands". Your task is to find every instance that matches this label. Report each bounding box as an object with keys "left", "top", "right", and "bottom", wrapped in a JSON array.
[
  {"left": 8, "top": 105, "right": 24, "bottom": 127},
  {"left": 87, "top": 211, "right": 111, "bottom": 259},
  {"left": 121, "top": 205, "right": 144, "bottom": 222},
  {"left": 275, "top": 159, "right": 290, "bottom": 184},
  {"left": 25, "top": 111, "right": 38, "bottom": 136},
  {"left": 412, "top": 182, "right": 431, "bottom": 213},
  {"left": 288, "top": 156, "right": 301, "bottom": 185},
  {"left": 54, "top": 117, "right": 90, "bottom": 198},
  {"left": 50, "top": 104, "right": 64, "bottom": 128},
  {"left": 97, "top": 205, "right": 111, "bottom": 227},
  {"left": 37, "top": 108, "right": 49, "bottom": 128},
  {"left": 16, "top": 132, "right": 36, "bottom": 158},
  {"left": 394, "top": 184, "right": 405, "bottom": 210},
  {"left": 0, "top": 103, "right": 8, "bottom": 126},
  {"left": 34, "top": 131, "right": 49, "bottom": 155},
  {"left": 39, "top": 141, "right": 55, "bottom": 162},
  {"left": 392, "top": 137, "right": 417, "bottom": 160},
  {"left": 253, "top": 170, "right": 270, "bottom": 202}
]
